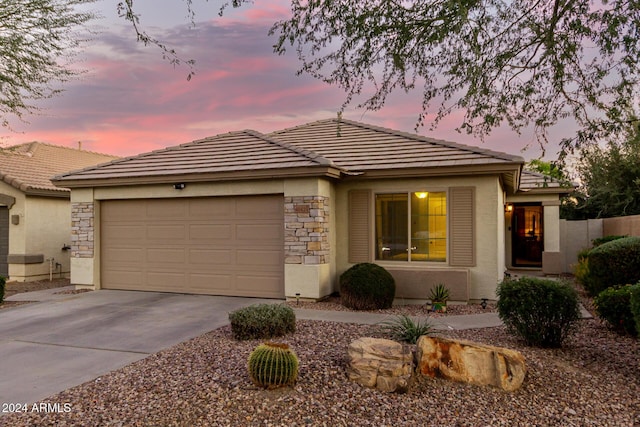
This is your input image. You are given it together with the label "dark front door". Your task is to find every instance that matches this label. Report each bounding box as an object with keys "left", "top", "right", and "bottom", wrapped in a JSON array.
[
  {"left": 0, "top": 207, "right": 8, "bottom": 277},
  {"left": 512, "top": 204, "right": 543, "bottom": 267}
]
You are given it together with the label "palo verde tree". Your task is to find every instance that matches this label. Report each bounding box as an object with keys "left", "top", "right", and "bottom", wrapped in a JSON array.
[{"left": 0, "top": 0, "right": 96, "bottom": 128}]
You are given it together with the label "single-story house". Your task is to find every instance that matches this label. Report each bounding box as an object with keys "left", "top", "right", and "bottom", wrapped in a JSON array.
[
  {"left": 0, "top": 142, "right": 119, "bottom": 281},
  {"left": 52, "top": 119, "right": 572, "bottom": 301}
]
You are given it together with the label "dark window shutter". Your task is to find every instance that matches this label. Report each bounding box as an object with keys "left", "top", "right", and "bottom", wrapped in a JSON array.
[
  {"left": 348, "top": 189, "right": 371, "bottom": 263},
  {"left": 449, "top": 187, "right": 475, "bottom": 266}
]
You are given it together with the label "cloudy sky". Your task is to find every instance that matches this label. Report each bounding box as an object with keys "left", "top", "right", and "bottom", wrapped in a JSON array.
[{"left": 1, "top": 0, "right": 566, "bottom": 159}]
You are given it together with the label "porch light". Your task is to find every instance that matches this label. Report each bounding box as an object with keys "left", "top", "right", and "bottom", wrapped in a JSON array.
[
  {"left": 415, "top": 192, "right": 428, "bottom": 199},
  {"left": 505, "top": 203, "right": 513, "bottom": 212}
]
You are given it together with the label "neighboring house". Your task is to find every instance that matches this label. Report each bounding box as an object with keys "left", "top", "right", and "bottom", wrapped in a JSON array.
[
  {"left": 52, "top": 119, "right": 572, "bottom": 302},
  {"left": 0, "top": 142, "right": 119, "bottom": 281}
]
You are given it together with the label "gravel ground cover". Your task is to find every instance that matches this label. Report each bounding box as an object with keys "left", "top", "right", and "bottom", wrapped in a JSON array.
[{"left": 1, "top": 282, "right": 639, "bottom": 426}]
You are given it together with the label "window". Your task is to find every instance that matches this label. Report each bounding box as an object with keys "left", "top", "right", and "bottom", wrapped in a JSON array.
[{"left": 375, "top": 191, "right": 447, "bottom": 262}]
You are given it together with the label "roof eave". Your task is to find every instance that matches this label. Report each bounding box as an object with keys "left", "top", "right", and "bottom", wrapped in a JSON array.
[{"left": 52, "top": 166, "right": 344, "bottom": 189}]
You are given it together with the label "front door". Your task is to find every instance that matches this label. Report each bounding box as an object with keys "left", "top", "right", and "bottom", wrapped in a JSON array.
[{"left": 512, "top": 204, "right": 543, "bottom": 267}]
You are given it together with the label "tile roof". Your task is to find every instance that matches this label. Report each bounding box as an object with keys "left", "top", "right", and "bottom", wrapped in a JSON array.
[
  {"left": 0, "top": 142, "right": 119, "bottom": 196},
  {"left": 52, "top": 130, "right": 341, "bottom": 184},
  {"left": 268, "top": 118, "right": 524, "bottom": 172},
  {"left": 519, "top": 170, "right": 575, "bottom": 193}
]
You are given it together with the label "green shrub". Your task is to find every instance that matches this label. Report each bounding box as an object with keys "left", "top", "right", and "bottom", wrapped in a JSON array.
[
  {"left": 594, "top": 286, "right": 637, "bottom": 336},
  {"left": 248, "top": 342, "right": 299, "bottom": 389},
  {"left": 582, "top": 236, "right": 640, "bottom": 296},
  {"left": 380, "top": 315, "right": 435, "bottom": 344},
  {"left": 631, "top": 282, "right": 640, "bottom": 336},
  {"left": 340, "top": 263, "right": 395, "bottom": 310},
  {"left": 591, "top": 235, "right": 627, "bottom": 247},
  {"left": 0, "top": 276, "right": 5, "bottom": 303},
  {"left": 496, "top": 277, "right": 580, "bottom": 348},
  {"left": 573, "top": 256, "right": 590, "bottom": 285},
  {"left": 229, "top": 304, "right": 296, "bottom": 341}
]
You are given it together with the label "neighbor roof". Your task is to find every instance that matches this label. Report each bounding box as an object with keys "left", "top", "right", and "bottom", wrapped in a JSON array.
[
  {"left": 0, "top": 142, "right": 119, "bottom": 196},
  {"left": 52, "top": 130, "right": 344, "bottom": 187},
  {"left": 518, "top": 170, "right": 576, "bottom": 194}
]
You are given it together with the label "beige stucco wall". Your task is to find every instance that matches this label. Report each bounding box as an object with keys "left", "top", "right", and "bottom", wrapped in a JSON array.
[
  {"left": 334, "top": 175, "right": 505, "bottom": 301},
  {"left": 71, "top": 178, "right": 335, "bottom": 299},
  {"left": 0, "top": 181, "right": 72, "bottom": 281}
]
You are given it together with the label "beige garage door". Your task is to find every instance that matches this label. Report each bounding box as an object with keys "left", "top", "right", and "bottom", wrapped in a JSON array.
[{"left": 101, "top": 195, "right": 284, "bottom": 298}]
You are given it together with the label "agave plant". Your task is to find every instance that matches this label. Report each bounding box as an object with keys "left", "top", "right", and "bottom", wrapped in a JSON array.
[{"left": 379, "top": 314, "right": 435, "bottom": 344}]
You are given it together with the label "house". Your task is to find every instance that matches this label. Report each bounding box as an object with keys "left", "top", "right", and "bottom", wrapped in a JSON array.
[
  {"left": 0, "top": 142, "right": 119, "bottom": 281},
  {"left": 51, "top": 119, "right": 572, "bottom": 302}
]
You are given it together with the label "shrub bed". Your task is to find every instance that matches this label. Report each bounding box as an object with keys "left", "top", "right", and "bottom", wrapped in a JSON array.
[{"left": 496, "top": 277, "right": 580, "bottom": 348}]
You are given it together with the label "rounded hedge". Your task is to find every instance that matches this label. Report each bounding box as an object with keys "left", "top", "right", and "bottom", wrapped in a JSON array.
[
  {"left": 496, "top": 277, "right": 580, "bottom": 348},
  {"left": 629, "top": 282, "right": 640, "bottom": 336},
  {"left": 582, "top": 236, "right": 640, "bottom": 297},
  {"left": 228, "top": 304, "right": 296, "bottom": 341},
  {"left": 340, "top": 263, "right": 395, "bottom": 310},
  {"left": 594, "top": 285, "right": 637, "bottom": 336}
]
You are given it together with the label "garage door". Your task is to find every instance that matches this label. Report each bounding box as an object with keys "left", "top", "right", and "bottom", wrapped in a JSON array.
[{"left": 101, "top": 195, "right": 284, "bottom": 298}]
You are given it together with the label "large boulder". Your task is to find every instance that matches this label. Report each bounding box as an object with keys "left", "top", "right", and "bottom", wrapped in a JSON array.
[
  {"left": 347, "top": 337, "right": 413, "bottom": 393},
  {"left": 416, "top": 336, "right": 526, "bottom": 391}
]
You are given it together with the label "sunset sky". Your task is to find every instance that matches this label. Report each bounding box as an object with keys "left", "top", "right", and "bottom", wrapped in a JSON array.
[{"left": 1, "top": 0, "right": 567, "bottom": 160}]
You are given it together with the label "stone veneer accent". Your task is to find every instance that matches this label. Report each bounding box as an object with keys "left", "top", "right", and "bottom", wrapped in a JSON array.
[
  {"left": 284, "top": 196, "right": 330, "bottom": 264},
  {"left": 71, "top": 202, "right": 94, "bottom": 258}
]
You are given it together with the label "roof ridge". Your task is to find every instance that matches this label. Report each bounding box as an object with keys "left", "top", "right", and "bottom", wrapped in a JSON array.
[
  {"left": 2, "top": 141, "right": 119, "bottom": 158},
  {"left": 247, "top": 129, "right": 342, "bottom": 169}
]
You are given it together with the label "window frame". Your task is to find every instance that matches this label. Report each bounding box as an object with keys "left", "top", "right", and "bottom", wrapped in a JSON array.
[{"left": 373, "top": 189, "right": 449, "bottom": 264}]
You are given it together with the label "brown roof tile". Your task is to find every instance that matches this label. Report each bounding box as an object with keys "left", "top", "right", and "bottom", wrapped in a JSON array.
[
  {"left": 0, "top": 142, "right": 119, "bottom": 195},
  {"left": 519, "top": 170, "right": 575, "bottom": 193},
  {"left": 268, "top": 118, "right": 524, "bottom": 172},
  {"left": 52, "top": 130, "right": 340, "bottom": 184}
]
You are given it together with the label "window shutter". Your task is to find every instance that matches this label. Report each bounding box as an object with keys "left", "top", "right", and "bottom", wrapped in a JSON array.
[
  {"left": 348, "top": 189, "right": 371, "bottom": 263},
  {"left": 449, "top": 187, "right": 475, "bottom": 266}
]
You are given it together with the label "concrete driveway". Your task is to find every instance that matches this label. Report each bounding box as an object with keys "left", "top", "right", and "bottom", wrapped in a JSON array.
[{"left": 0, "top": 288, "right": 279, "bottom": 406}]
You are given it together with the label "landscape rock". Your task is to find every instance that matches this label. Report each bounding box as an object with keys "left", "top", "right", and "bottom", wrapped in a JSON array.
[
  {"left": 347, "top": 337, "right": 413, "bottom": 393},
  {"left": 416, "top": 336, "right": 526, "bottom": 391}
]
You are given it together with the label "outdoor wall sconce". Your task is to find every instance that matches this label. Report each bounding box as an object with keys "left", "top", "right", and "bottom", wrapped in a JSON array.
[
  {"left": 504, "top": 203, "right": 513, "bottom": 213},
  {"left": 173, "top": 183, "right": 186, "bottom": 190},
  {"left": 11, "top": 214, "right": 19, "bottom": 225},
  {"left": 61, "top": 244, "right": 71, "bottom": 251}
]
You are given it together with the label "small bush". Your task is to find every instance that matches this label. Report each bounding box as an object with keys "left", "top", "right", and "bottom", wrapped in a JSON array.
[
  {"left": 496, "top": 277, "right": 580, "bottom": 348},
  {"left": 340, "top": 263, "right": 395, "bottom": 310},
  {"left": 380, "top": 314, "right": 435, "bottom": 344},
  {"left": 591, "top": 235, "right": 627, "bottom": 247},
  {"left": 229, "top": 304, "right": 296, "bottom": 340},
  {"left": 0, "top": 276, "right": 5, "bottom": 303},
  {"left": 631, "top": 282, "right": 640, "bottom": 335},
  {"left": 594, "top": 286, "right": 637, "bottom": 336},
  {"left": 582, "top": 236, "right": 640, "bottom": 296}
]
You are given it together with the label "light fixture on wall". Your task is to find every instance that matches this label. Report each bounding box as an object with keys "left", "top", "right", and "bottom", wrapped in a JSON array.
[
  {"left": 415, "top": 192, "right": 428, "bottom": 199},
  {"left": 173, "top": 183, "right": 186, "bottom": 190},
  {"left": 505, "top": 203, "right": 513, "bottom": 213}
]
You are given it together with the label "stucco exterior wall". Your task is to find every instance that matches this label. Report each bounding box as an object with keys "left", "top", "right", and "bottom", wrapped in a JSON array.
[
  {"left": 0, "top": 180, "right": 72, "bottom": 281},
  {"left": 334, "top": 175, "right": 504, "bottom": 301}
]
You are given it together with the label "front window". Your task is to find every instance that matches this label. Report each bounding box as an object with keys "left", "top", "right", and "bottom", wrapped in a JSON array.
[{"left": 375, "top": 191, "right": 447, "bottom": 262}]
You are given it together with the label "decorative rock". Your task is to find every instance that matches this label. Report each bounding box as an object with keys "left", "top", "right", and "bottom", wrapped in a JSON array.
[
  {"left": 347, "top": 337, "right": 413, "bottom": 393},
  {"left": 416, "top": 336, "right": 526, "bottom": 391}
]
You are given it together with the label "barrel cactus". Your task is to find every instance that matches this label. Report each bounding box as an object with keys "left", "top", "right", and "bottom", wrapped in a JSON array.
[{"left": 248, "top": 342, "right": 299, "bottom": 389}]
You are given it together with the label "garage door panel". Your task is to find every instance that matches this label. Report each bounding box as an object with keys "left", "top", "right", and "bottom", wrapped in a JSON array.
[
  {"left": 147, "top": 225, "right": 186, "bottom": 240},
  {"left": 104, "top": 248, "right": 145, "bottom": 263},
  {"left": 237, "top": 249, "right": 282, "bottom": 266},
  {"left": 189, "top": 224, "right": 233, "bottom": 240},
  {"left": 102, "top": 195, "right": 284, "bottom": 298},
  {"left": 189, "top": 249, "right": 233, "bottom": 265},
  {"left": 147, "top": 248, "right": 186, "bottom": 263},
  {"left": 236, "top": 224, "right": 282, "bottom": 241}
]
